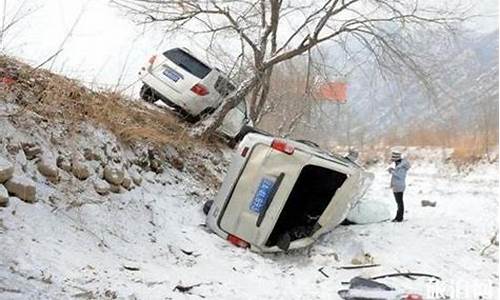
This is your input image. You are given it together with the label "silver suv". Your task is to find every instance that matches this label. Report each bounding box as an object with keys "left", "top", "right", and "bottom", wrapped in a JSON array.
[{"left": 139, "top": 47, "right": 251, "bottom": 138}]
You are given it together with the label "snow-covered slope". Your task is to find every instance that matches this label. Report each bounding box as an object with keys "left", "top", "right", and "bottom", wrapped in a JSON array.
[{"left": 1, "top": 148, "right": 497, "bottom": 299}]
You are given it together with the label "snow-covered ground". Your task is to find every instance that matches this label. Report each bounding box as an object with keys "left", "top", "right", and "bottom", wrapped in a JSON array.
[{"left": 1, "top": 150, "right": 498, "bottom": 299}]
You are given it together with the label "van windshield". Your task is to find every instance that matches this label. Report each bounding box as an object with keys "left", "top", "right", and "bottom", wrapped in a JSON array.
[
  {"left": 163, "top": 48, "right": 211, "bottom": 79},
  {"left": 236, "top": 100, "right": 247, "bottom": 115}
]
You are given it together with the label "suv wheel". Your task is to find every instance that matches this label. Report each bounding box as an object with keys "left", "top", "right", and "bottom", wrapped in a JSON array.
[{"left": 140, "top": 85, "right": 155, "bottom": 103}]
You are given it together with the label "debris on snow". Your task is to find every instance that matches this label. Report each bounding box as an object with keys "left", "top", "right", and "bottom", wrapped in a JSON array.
[
  {"left": 337, "top": 264, "right": 381, "bottom": 270},
  {"left": 318, "top": 267, "right": 329, "bottom": 278},
  {"left": 123, "top": 265, "right": 140, "bottom": 272},
  {"left": 338, "top": 277, "right": 403, "bottom": 300},
  {"left": 173, "top": 282, "right": 206, "bottom": 293},
  {"left": 351, "top": 253, "right": 375, "bottom": 265},
  {"left": 420, "top": 200, "right": 436, "bottom": 207},
  {"left": 480, "top": 231, "right": 499, "bottom": 256},
  {"left": 369, "top": 272, "right": 441, "bottom": 281}
]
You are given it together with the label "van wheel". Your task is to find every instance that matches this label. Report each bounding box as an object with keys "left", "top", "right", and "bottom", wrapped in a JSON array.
[
  {"left": 140, "top": 85, "right": 155, "bottom": 103},
  {"left": 203, "top": 200, "right": 214, "bottom": 215}
]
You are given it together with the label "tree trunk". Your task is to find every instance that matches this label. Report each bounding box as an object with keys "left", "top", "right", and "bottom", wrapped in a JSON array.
[
  {"left": 249, "top": 81, "right": 262, "bottom": 121},
  {"left": 253, "top": 67, "right": 274, "bottom": 122},
  {"left": 191, "top": 74, "right": 258, "bottom": 137}
]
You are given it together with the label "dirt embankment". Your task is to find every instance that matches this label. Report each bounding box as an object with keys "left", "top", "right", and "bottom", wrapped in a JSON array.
[{"left": 0, "top": 55, "right": 229, "bottom": 208}]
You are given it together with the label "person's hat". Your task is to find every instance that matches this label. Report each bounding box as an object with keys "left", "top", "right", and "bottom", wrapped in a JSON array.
[{"left": 391, "top": 150, "right": 402, "bottom": 161}]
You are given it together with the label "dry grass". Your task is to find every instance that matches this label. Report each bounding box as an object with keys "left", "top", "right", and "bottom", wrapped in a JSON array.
[
  {"left": 381, "top": 126, "right": 498, "bottom": 165},
  {"left": 0, "top": 55, "right": 217, "bottom": 150}
]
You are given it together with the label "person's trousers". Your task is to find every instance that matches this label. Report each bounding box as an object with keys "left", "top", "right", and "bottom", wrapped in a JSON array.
[{"left": 393, "top": 192, "right": 404, "bottom": 221}]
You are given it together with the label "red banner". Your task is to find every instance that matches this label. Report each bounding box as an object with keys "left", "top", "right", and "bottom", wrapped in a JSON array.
[{"left": 315, "top": 82, "right": 347, "bottom": 103}]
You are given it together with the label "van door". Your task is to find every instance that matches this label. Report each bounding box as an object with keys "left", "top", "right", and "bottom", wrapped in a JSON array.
[{"left": 315, "top": 170, "right": 368, "bottom": 235}]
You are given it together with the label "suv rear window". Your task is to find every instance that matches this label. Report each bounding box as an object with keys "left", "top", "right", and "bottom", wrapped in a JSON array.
[{"left": 163, "top": 48, "right": 211, "bottom": 79}]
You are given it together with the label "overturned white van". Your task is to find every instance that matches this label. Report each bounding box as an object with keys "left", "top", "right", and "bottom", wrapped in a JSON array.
[{"left": 206, "top": 133, "right": 374, "bottom": 252}]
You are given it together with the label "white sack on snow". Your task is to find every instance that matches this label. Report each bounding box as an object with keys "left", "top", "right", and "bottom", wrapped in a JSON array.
[{"left": 346, "top": 199, "right": 392, "bottom": 224}]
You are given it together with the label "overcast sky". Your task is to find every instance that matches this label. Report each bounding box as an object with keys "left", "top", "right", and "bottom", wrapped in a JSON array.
[{"left": 0, "top": 0, "right": 497, "bottom": 96}]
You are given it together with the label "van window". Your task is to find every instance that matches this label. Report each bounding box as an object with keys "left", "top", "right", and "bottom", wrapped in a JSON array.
[
  {"left": 163, "top": 48, "right": 212, "bottom": 79},
  {"left": 236, "top": 100, "right": 247, "bottom": 115},
  {"left": 215, "top": 76, "right": 236, "bottom": 97}
]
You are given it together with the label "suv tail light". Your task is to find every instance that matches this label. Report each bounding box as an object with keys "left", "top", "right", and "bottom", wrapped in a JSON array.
[
  {"left": 148, "top": 55, "right": 157, "bottom": 65},
  {"left": 227, "top": 234, "right": 249, "bottom": 248},
  {"left": 271, "top": 139, "right": 295, "bottom": 155},
  {"left": 191, "top": 83, "right": 209, "bottom": 96}
]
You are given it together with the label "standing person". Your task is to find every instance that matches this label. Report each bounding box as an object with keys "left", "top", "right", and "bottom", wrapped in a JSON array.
[{"left": 388, "top": 150, "right": 411, "bottom": 222}]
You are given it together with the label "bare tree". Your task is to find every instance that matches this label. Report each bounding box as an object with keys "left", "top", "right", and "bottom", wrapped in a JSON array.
[
  {"left": 258, "top": 54, "right": 313, "bottom": 134},
  {"left": 113, "top": 0, "right": 466, "bottom": 137},
  {"left": 0, "top": 0, "right": 37, "bottom": 52}
]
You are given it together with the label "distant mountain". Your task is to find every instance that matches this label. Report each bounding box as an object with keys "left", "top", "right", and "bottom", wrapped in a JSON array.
[
  {"left": 326, "top": 28, "right": 499, "bottom": 145},
  {"left": 472, "top": 29, "right": 499, "bottom": 67}
]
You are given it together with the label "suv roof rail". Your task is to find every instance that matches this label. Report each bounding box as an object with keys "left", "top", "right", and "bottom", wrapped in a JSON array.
[{"left": 294, "top": 139, "right": 319, "bottom": 148}]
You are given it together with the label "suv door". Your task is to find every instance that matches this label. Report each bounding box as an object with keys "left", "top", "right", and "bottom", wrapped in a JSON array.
[{"left": 219, "top": 100, "right": 247, "bottom": 138}]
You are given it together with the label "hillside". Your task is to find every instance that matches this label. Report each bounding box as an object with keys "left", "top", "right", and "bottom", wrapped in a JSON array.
[{"left": 327, "top": 29, "right": 499, "bottom": 147}]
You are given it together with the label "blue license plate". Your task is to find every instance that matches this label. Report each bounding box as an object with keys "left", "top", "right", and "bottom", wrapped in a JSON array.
[
  {"left": 163, "top": 67, "right": 182, "bottom": 82},
  {"left": 249, "top": 177, "right": 276, "bottom": 213}
]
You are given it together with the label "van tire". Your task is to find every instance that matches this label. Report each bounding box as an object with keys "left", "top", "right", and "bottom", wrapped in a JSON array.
[{"left": 203, "top": 200, "right": 214, "bottom": 215}]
